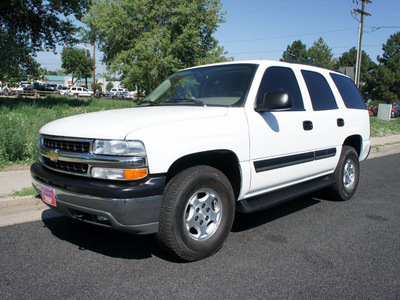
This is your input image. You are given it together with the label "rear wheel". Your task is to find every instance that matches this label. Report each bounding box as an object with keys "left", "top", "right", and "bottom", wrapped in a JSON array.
[
  {"left": 330, "top": 146, "right": 360, "bottom": 201},
  {"left": 157, "top": 166, "right": 235, "bottom": 261}
]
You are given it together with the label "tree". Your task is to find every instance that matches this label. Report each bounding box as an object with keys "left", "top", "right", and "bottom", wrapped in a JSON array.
[
  {"left": 281, "top": 40, "right": 309, "bottom": 63},
  {"left": 61, "top": 47, "right": 93, "bottom": 87},
  {"left": 0, "top": 0, "right": 91, "bottom": 82},
  {"left": 308, "top": 37, "right": 336, "bottom": 69},
  {"left": 0, "top": 30, "right": 41, "bottom": 82},
  {"left": 83, "top": 0, "right": 230, "bottom": 93},
  {"left": 337, "top": 47, "right": 376, "bottom": 100},
  {"left": 373, "top": 32, "right": 400, "bottom": 103},
  {"left": 106, "top": 82, "right": 114, "bottom": 91}
]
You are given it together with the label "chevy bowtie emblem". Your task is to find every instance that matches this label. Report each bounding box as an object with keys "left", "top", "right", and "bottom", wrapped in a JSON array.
[{"left": 47, "top": 149, "right": 59, "bottom": 162}]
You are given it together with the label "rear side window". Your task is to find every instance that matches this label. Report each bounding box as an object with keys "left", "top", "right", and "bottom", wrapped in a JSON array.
[
  {"left": 302, "top": 70, "right": 338, "bottom": 111},
  {"left": 257, "top": 66, "right": 304, "bottom": 110},
  {"left": 330, "top": 73, "right": 366, "bottom": 109}
]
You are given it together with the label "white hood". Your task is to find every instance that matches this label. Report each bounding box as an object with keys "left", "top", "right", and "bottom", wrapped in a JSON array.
[{"left": 40, "top": 106, "right": 228, "bottom": 140}]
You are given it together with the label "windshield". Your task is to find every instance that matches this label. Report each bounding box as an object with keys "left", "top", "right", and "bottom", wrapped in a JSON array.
[{"left": 140, "top": 64, "right": 257, "bottom": 107}]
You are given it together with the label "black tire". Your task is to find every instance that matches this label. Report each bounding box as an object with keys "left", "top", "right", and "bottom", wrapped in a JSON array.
[
  {"left": 156, "top": 166, "right": 235, "bottom": 261},
  {"left": 330, "top": 146, "right": 360, "bottom": 201}
]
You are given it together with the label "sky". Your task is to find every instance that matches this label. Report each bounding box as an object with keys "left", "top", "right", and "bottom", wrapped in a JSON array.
[{"left": 36, "top": 0, "right": 400, "bottom": 72}]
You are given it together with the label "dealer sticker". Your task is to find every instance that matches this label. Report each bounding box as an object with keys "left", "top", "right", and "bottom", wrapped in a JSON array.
[{"left": 41, "top": 185, "right": 57, "bottom": 207}]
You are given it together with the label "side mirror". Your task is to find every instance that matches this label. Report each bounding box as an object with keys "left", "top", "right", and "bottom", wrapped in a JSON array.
[{"left": 255, "top": 91, "right": 293, "bottom": 112}]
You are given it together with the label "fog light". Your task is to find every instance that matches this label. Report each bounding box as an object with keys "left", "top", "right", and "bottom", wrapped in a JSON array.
[{"left": 97, "top": 215, "right": 109, "bottom": 222}]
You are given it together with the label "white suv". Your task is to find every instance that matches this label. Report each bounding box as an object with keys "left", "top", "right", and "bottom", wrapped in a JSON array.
[
  {"left": 66, "top": 87, "right": 94, "bottom": 98},
  {"left": 31, "top": 60, "right": 370, "bottom": 261}
]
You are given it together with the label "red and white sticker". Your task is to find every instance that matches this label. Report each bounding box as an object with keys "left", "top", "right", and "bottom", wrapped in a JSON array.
[{"left": 41, "top": 185, "right": 57, "bottom": 207}]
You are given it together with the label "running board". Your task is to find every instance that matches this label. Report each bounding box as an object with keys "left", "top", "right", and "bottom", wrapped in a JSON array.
[{"left": 236, "top": 176, "right": 335, "bottom": 214}]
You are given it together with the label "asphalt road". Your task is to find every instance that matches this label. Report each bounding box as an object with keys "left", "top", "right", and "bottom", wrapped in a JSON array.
[{"left": 1, "top": 154, "right": 399, "bottom": 299}]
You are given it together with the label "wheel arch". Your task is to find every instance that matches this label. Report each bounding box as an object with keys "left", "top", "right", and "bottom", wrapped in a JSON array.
[
  {"left": 166, "top": 150, "right": 242, "bottom": 200},
  {"left": 343, "top": 135, "right": 362, "bottom": 157}
]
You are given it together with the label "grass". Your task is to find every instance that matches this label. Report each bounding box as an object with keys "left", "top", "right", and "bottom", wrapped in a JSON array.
[
  {"left": 370, "top": 117, "right": 400, "bottom": 137},
  {"left": 1, "top": 95, "right": 399, "bottom": 169},
  {"left": 11, "top": 187, "right": 37, "bottom": 197},
  {"left": 0, "top": 95, "right": 136, "bottom": 169}
]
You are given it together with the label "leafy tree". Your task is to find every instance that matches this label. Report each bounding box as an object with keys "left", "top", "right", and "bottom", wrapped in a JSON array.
[
  {"left": 61, "top": 47, "right": 93, "bottom": 86},
  {"left": 308, "top": 37, "right": 336, "bottom": 69},
  {"left": 84, "top": 0, "right": 230, "bottom": 93},
  {"left": 106, "top": 82, "right": 114, "bottom": 91},
  {"left": 281, "top": 40, "right": 309, "bottom": 63},
  {"left": 0, "top": 0, "right": 91, "bottom": 82},
  {"left": 337, "top": 47, "right": 376, "bottom": 100},
  {"left": 373, "top": 32, "right": 400, "bottom": 103},
  {"left": 0, "top": 29, "right": 41, "bottom": 82}
]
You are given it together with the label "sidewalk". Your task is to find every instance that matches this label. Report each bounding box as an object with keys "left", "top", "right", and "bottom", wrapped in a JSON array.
[{"left": 1, "top": 134, "right": 400, "bottom": 227}]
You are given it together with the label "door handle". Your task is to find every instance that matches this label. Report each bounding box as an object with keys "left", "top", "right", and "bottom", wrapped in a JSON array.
[
  {"left": 337, "top": 118, "right": 345, "bottom": 127},
  {"left": 303, "top": 121, "right": 313, "bottom": 131}
]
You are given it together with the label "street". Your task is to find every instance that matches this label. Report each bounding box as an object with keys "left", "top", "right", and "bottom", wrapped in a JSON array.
[{"left": 1, "top": 154, "right": 399, "bottom": 299}]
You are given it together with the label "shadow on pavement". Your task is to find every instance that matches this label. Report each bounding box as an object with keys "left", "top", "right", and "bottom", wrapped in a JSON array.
[
  {"left": 40, "top": 191, "right": 334, "bottom": 261},
  {"left": 40, "top": 210, "right": 177, "bottom": 262}
]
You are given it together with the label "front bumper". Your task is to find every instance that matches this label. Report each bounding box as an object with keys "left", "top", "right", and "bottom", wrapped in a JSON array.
[{"left": 31, "top": 163, "right": 166, "bottom": 234}]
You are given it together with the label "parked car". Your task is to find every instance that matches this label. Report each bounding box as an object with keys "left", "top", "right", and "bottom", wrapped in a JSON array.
[
  {"left": 370, "top": 105, "right": 397, "bottom": 118},
  {"left": 32, "top": 60, "right": 370, "bottom": 261},
  {"left": 392, "top": 103, "right": 400, "bottom": 118},
  {"left": 115, "top": 91, "right": 132, "bottom": 99},
  {"left": 110, "top": 88, "right": 134, "bottom": 98},
  {"left": 65, "top": 87, "right": 94, "bottom": 98},
  {"left": 57, "top": 86, "right": 69, "bottom": 95},
  {"left": 110, "top": 88, "right": 124, "bottom": 98},
  {"left": 23, "top": 84, "right": 36, "bottom": 92}
]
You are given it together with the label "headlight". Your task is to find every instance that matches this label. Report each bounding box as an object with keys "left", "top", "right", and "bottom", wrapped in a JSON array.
[
  {"left": 92, "top": 140, "right": 148, "bottom": 180},
  {"left": 92, "top": 140, "right": 146, "bottom": 156}
]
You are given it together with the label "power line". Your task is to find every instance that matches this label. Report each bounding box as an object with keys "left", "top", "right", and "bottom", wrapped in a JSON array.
[{"left": 220, "top": 27, "right": 358, "bottom": 43}]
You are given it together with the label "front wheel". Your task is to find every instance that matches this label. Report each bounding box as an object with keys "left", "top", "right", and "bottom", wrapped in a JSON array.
[
  {"left": 330, "top": 146, "right": 360, "bottom": 201},
  {"left": 156, "top": 166, "right": 235, "bottom": 261}
]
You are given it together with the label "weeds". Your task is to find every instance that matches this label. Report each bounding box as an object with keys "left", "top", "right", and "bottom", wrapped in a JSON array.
[
  {"left": 370, "top": 117, "right": 400, "bottom": 137},
  {"left": 0, "top": 96, "right": 136, "bottom": 168},
  {"left": 11, "top": 187, "right": 37, "bottom": 197}
]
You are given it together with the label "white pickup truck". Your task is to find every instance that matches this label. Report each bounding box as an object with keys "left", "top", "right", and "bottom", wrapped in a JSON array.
[{"left": 31, "top": 60, "right": 370, "bottom": 261}]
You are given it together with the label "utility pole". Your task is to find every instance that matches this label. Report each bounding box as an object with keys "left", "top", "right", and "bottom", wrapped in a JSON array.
[
  {"left": 353, "top": 0, "right": 371, "bottom": 88},
  {"left": 93, "top": 43, "right": 96, "bottom": 93}
]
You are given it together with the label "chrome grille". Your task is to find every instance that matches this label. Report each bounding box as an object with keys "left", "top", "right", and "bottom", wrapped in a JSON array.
[
  {"left": 43, "top": 137, "right": 90, "bottom": 153},
  {"left": 43, "top": 157, "right": 88, "bottom": 174}
]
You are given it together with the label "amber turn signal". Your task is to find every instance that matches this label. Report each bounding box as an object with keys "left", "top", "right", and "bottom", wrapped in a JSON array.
[{"left": 124, "top": 169, "right": 148, "bottom": 180}]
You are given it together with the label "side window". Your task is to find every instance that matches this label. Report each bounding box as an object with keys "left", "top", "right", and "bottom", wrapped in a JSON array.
[
  {"left": 301, "top": 70, "right": 338, "bottom": 111},
  {"left": 257, "top": 67, "right": 304, "bottom": 110},
  {"left": 330, "top": 73, "right": 366, "bottom": 109}
]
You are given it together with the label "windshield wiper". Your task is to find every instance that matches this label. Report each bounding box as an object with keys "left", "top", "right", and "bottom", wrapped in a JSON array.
[
  {"left": 167, "top": 97, "right": 206, "bottom": 106},
  {"left": 138, "top": 99, "right": 159, "bottom": 106}
]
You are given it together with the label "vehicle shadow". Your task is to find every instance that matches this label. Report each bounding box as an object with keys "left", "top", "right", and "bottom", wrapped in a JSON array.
[
  {"left": 40, "top": 210, "right": 176, "bottom": 262},
  {"left": 40, "top": 191, "right": 333, "bottom": 261}
]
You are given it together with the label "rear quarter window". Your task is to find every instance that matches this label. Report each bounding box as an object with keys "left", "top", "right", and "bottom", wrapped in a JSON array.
[
  {"left": 301, "top": 70, "right": 338, "bottom": 111},
  {"left": 330, "top": 73, "right": 366, "bottom": 109}
]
